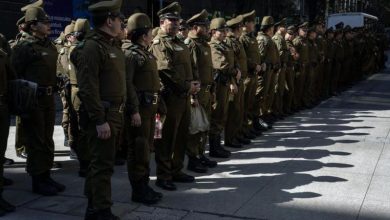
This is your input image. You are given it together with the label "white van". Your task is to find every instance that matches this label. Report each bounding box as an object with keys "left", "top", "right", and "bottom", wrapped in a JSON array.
[{"left": 327, "top": 12, "right": 378, "bottom": 29}]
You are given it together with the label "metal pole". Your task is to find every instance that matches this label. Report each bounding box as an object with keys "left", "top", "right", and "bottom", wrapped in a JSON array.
[{"left": 160, "top": 0, "right": 163, "bottom": 9}]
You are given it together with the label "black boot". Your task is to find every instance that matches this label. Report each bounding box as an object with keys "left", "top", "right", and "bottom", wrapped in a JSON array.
[
  {"left": 199, "top": 154, "right": 217, "bottom": 168},
  {"left": 43, "top": 171, "right": 66, "bottom": 192},
  {"left": 0, "top": 194, "right": 15, "bottom": 213},
  {"left": 32, "top": 174, "right": 58, "bottom": 196},
  {"left": 225, "top": 139, "right": 243, "bottom": 148},
  {"left": 95, "top": 208, "right": 120, "bottom": 220},
  {"left": 236, "top": 136, "right": 251, "bottom": 145},
  {"left": 209, "top": 135, "right": 230, "bottom": 158},
  {"left": 84, "top": 199, "right": 96, "bottom": 220},
  {"left": 131, "top": 181, "right": 160, "bottom": 205},
  {"left": 187, "top": 157, "right": 208, "bottom": 173},
  {"left": 146, "top": 184, "right": 163, "bottom": 200}
]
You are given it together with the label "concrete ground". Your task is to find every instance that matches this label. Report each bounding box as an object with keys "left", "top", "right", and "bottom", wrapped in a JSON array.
[{"left": 3, "top": 64, "right": 390, "bottom": 219}]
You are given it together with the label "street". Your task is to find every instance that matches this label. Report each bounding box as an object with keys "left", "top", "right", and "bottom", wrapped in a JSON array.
[{"left": 2, "top": 62, "right": 390, "bottom": 220}]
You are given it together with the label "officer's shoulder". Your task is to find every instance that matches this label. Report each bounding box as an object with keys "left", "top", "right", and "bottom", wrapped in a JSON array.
[
  {"left": 184, "top": 37, "right": 194, "bottom": 46},
  {"left": 0, "top": 48, "right": 6, "bottom": 57}
]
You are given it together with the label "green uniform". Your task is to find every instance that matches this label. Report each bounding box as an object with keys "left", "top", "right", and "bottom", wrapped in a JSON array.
[
  {"left": 332, "top": 37, "right": 344, "bottom": 93},
  {"left": 208, "top": 37, "right": 235, "bottom": 138},
  {"left": 323, "top": 37, "right": 335, "bottom": 96},
  {"left": 315, "top": 34, "right": 326, "bottom": 100},
  {"left": 308, "top": 38, "right": 319, "bottom": 105},
  {"left": 257, "top": 31, "right": 279, "bottom": 115},
  {"left": 122, "top": 41, "right": 160, "bottom": 183},
  {"left": 284, "top": 39, "right": 296, "bottom": 113},
  {"left": 57, "top": 44, "right": 70, "bottom": 146},
  {"left": 150, "top": 29, "right": 193, "bottom": 180},
  {"left": 68, "top": 43, "right": 91, "bottom": 165},
  {"left": 10, "top": 32, "right": 30, "bottom": 157},
  {"left": 57, "top": 43, "right": 71, "bottom": 146},
  {"left": 272, "top": 32, "right": 288, "bottom": 115},
  {"left": 71, "top": 30, "right": 126, "bottom": 209},
  {"left": 0, "top": 46, "right": 15, "bottom": 191},
  {"left": 240, "top": 30, "right": 261, "bottom": 131},
  {"left": 293, "top": 36, "right": 310, "bottom": 107},
  {"left": 341, "top": 38, "right": 354, "bottom": 87},
  {"left": 11, "top": 32, "right": 58, "bottom": 175},
  {"left": 224, "top": 32, "right": 246, "bottom": 144},
  {"left": 185, "top": 32, "right": 214, "bottom": 157}
]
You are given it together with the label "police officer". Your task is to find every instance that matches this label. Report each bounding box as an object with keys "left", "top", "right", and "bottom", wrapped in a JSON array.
[
  {"left": 257, "top": 16, "right": 280, "bottom": 124},
  {"left": 323, "top": 27, "right": 335, "bottom": 98},
  {"left": 122, "top": 12, "right": 162, "bottom": 205},
  {"left": 314, "top": 18, "right": 327, "bottom": 101},
  {"left": 185, "top": 9, "right": 218, "bottom": 172},
  {"left": 11, "top": 6, "right": 65, "bottom": 196},
  {"left": 0, "top": 35, "right": 16, "bottom": 217},
  {"left": 293, "top": 22, "right": 310, "bottom": 109},
  {"left": 284, "top": 25, "right": 298, "bottom": 113},
  {"left": 68, "top": 18, "right": 91, "bottom": 177},
  {"left": 150, "top": 2, "right": 198, "bottom": 191},
  {"left": 12, "top": 0, "right": 45, "bottom": 160},
  {"left": 307, "top": 25, "right": 319, "bottom": 107},
  {"left": 272, "top": 18, "right": 288, "bottom": 118},
  {"left": 225, "top": 15, "right": 250, "bottom": 147},
  {"left": 177, "top": 19, "right": 189, "bottom": 42},
  {"left": 208, "top": 17, "right": 234, "bottom": 158},
  {"left": 70, "top": 0, "right": 126, "bottom": 218},
  {"left": 331, "top": 22, "right": 345, "bottom": 95},
  {"left": 239, "top": 10, "right": 264, "bottom": 137},
  {"left": 57, "top": 22, "right": 75, "bottom": 150}
]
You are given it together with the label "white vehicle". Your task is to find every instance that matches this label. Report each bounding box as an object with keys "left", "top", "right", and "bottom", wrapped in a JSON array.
[{"left": 326, "top": 12, "right": 378, "bottom": 29}]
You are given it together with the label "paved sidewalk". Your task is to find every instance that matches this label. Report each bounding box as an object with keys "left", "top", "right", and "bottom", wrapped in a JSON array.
[{"left": 3, "top": 67, "right": 390, "bottom": 219}]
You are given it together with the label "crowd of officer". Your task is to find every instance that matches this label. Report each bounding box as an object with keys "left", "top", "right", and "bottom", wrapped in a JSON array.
[{"left": 0, "top": 0, "right": 387, "bottom": 219}]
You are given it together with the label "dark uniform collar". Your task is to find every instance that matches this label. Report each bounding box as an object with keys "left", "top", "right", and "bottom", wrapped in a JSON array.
[{"left": 95, "top": 29, "right": 118, "bottom": 45}]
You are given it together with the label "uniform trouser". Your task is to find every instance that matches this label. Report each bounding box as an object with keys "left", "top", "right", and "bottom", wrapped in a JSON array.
[
  {"left": 294, "top": 65, "right": 308, "bottom": 108},
  {"left": 127, "top": 104, "right": 157, "bottom": 183},
  {"left": 70, "top": 86, "right": 90, "bottom": 161},
  {"left": 340, "top": 61, "right": 351, "bottom": 88},
  {"left": 273, "top": 67, "right": 287, "bottom": 115},
  {"left": 322, "top": 61, "right": 333, "bottom": 96},
  {"left": 15, "top": 115, "right": 27, "bottom": 155},
  {"left": 243, "top": 75, "right": 258, "bottom": 131},
  {"left": 225, "top": 80, "right": 244, "bottom": 144},
  {"left": 306, "top": 65, "right": 317, "bottom": 105},
  {"left": 315, "top": 62, "right": 325, "bottom": 100},
  {"left": 84, "top": 109, "right": 123, "bottom": 210},
  {"left": 209, "top": 83, "right": 230, "bottom": 137},
  {"left": 0, "top": 104, "right": 10, "bottom": 192},
  {"left": 331, "top": 61, "right": 342, "bottom": 93},
  {"left": 263, "top": 69, "right": 278, "bottom": 115},
  {"left": 60, "top": 90, "right": 69, "bottom": 142},
  {"left": 255, "top": 74, "right": 265, "bottom": 117},
  {"left": 23, "top": 95, "right": 55, "bottom": 175},
  {"left": 187, "top": 88, "right": 212, "bottom": 158},
  {"left": 155, "top": 95, "right": 190, "bottom": 180},
  {"left": 284, "top": 67, "right": 295, "bottom": 113}
]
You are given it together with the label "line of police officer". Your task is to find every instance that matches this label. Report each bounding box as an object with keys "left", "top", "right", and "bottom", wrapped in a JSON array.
[{"left": 0, "top": 0, "right": 387, "bottom": 219}]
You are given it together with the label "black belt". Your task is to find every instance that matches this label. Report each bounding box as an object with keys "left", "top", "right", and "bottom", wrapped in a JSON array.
[
  {"left": 101, "top": 100, "right": 125, "bottom": 113},
  {"left": 37, "top": 86, "right": 55, "bottom": 96}
]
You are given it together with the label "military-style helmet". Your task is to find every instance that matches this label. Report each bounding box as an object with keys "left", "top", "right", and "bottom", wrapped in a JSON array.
[
  {"left": 74, "top": 19, "right": 90, "bottom": 33},
  {"left": 126, "top": 13, "right": 152, "bottom": 33},
  {"left": 64, "top": 22, "right": 75, "bottom": 36},
  {"left": 261, "top": 16, "right": 274, "bottom": 27},
  {"left": 25, "top": 7, "right": 50, "bottom": 23},
  {"left": 210, "top": 18, "right": 226, "bottom": 30}
]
